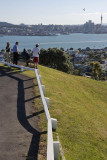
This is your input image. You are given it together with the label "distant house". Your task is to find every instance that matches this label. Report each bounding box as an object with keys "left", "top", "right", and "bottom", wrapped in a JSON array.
[
  {"left": 104, "top": 52, "right": 107, "bottom": 56},
  {"left": 104, "top": 47, "right": 107, "bottom": 52},
  {"left": 101, "top": 60, "right": 107, "bottom": 64},
  {"left": 75, "top": 54, "right": 88, "bottom": 58},
  {"left": 100, "top": 64, "right": 107, "bottom": 71},
  {"left": 66, "top": 50, "right": 79, "bottom": 56},
  {"left": 74, "top": 64, "right": 89, "bottom": 73}
]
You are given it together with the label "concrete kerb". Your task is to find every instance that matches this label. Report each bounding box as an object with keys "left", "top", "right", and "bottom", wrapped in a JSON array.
[
  {"left": 8, "top": 63, "right": 10, "bottom": 68},
  {"left": 20, "top": 67, "right": 24, "bottom": 72},
  {"left": 39, "top": 75, "right": 41, "bottom": 83},
  {"left": 51, "top": 118, "right": 57, "bottom": 130},
  {"left": 4, "top": 62, "right": 35, "bottom": 71},
  {"left": 35, "top": 69, "right": 59, "bottom": 159},
  {"left": 42, "top": 85, "right": 45, "bottom": 95},
  {"left": 45, "top": 97, "right": 50, "bottom": 109},
  {"left": 53, "top": 141, "right": 60, "bottom": 160}
]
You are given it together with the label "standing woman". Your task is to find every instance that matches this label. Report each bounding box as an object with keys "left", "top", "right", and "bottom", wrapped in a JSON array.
[{"left": 6, "top": 42, "right": 10, "bottom": 63}]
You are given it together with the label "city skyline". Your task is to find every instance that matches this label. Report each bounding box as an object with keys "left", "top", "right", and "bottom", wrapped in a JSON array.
[{"left": 0, "top": 0, "right": 107, "bottom": 25}]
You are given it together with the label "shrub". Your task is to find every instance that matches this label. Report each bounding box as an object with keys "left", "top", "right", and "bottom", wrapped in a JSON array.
[{"left": 39, "top": 48, "right": 73, "bottom": 73}]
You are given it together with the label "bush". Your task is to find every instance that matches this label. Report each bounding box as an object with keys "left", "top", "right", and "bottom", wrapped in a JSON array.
[{"left": 39, "top": 48, "right": 73, "bottom": 73}]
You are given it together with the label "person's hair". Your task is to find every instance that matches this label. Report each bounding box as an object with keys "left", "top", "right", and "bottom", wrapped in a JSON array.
[
  {"left": 36, "top": 44, "right": 39, "bottom": 47},
  {"left": 6, "top": 42, "right": 10, "bottom": 47},
  {"left": 16, "top": 42, "right": 19, "bottom": 45},
  {"left": 23, "top": 48, "right": 26, "bottom": 52}
]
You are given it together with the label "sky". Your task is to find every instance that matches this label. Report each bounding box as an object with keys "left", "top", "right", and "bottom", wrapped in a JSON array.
[{"left": 0, "top": 0, "right": 107, "bottom": 25}]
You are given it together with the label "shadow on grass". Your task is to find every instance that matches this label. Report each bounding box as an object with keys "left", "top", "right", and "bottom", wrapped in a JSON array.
[
  {"left": 25, "top": 95, "right": 41, "bottom": 103},
  {"left": 24, "top": 84, "right": 38, "bottom": 90},
  {"left": 26, "top": 110, "right": 44, "bottom": 120}
]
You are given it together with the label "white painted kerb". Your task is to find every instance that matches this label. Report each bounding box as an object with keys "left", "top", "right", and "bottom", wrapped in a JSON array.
[
  {"left": 35, "top": 69, "right": 50, "bottom": 121},
  {"left": 47, "top": 118, "right": 54, "bottom": 160}
]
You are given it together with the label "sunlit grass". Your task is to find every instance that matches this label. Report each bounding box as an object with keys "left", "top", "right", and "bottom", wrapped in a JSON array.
[
  {"left": 1, "top": 63, "right": 107, "bottom": 160},
  {"left": 38, "top": 65, "right": 107, "bottom": 160}
]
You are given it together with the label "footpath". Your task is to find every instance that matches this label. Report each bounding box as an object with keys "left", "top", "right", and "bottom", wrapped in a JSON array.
[{"left": 0, "top": 65, "right": 46, "bottom": 160}]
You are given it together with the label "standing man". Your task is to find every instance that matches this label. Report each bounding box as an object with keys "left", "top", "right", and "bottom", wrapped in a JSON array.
[
  {"left": 33, "top": 44, "right": 40, "bottom": 69},
  {"left": 13, "top": 42, "right": 19, "bottom": 65}
]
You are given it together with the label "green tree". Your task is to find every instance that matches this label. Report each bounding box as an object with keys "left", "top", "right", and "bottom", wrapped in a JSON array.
[
  {"left": 78, "top": 48, "right": 82, "bottom": 52},
  {"left": 70, "top": 47, "right": 73, "bottom": 50},
  {"left": 39, "top": 48, "right": 73, "bottom": 73},
  {"left": 88, "top": 51, "right": 94, "bottom": 59},
  {"left": 60, "top": 47, "right": 64, "bottom": 51},
  {"left": 90, "top": 62, "right": 102, "bottom": 80},
  {"left": 86, "top": 47, "right": 90, "bottom": 51}
]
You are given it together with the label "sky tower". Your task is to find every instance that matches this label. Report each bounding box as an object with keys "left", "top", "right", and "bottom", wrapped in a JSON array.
[{"left": 101, "top": 14, "right": 103, "bottom": 25}]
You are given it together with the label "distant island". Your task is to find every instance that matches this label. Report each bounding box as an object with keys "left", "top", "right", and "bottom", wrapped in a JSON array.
[{"left": 0, "top": 20, "right": 107, "bottom": 36}]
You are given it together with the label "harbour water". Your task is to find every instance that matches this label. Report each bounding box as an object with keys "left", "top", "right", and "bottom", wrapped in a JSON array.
[{"left": 0, "top": 33, "right": 107, "bottom": 51}]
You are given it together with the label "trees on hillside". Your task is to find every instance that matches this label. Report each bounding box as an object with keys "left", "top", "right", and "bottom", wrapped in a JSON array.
[
  {"left": 90, "top": 62, "right": 102, "bottom": 80},
  {"left": 39, "top": 48, "right": 73, "bottom": 73}
]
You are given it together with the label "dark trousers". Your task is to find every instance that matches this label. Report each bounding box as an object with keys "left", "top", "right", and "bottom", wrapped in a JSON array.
[{"left": 13, "top": 52, "right": 18, "bottom": 65}]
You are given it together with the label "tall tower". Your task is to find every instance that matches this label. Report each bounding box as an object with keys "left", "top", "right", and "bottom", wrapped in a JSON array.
[{"left": 101, "top": 14, "right": 103, "bottom": 26}]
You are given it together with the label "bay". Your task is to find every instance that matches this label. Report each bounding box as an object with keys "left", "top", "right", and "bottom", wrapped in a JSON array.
[{"left": 0, "top": 33, "right": 107, "bottom": 51}]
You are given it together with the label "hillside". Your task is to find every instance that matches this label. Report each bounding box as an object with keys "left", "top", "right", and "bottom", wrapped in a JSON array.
[
  {"left": 0, "top": 22, "right": 14, "bottom": 26},
  {"left": 38, "top": 65, "right": 107, "bottom": 160},
  {"left": 0, "top": 63, "right": 106, "bottom": 160}
]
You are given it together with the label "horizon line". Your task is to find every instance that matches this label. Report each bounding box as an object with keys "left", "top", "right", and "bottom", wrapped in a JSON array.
[{"left": 1, "top": 21, "right": 107, "bottom": 26}]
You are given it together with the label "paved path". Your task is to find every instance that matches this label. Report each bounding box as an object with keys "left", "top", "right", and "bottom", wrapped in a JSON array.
[{"left": 0, "top": 66, "right": 46, "bottom": 160}]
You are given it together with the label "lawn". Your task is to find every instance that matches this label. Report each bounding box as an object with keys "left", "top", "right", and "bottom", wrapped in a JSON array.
[
  {"left": 38, "top": 65, "right": 107, "bottom": 160},
  {"left": 1, "top": 63, "right": 107, "bottom": 160}
]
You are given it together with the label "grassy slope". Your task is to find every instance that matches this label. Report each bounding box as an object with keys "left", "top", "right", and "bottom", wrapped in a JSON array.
[
  {"left": 1, "top": 63, "right": 106, "bottom": 160},
  {"left": 38, "top": 65, "right": 107, "bottom": 160}
]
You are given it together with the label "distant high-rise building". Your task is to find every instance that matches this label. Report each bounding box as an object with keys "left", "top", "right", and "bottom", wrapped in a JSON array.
[{"left": 101, "top": 14, "right": 103, "bottom": 25}]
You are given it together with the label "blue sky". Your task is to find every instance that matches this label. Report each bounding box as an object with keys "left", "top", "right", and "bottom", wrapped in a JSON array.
[{"left": 0, "top": 0, "right": 107, "bottom": 25}]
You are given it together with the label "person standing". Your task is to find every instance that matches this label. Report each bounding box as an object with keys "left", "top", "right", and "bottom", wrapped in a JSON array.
[
  {"left": 33, "top": 44, "right": 40, "bottom": 69},
  {"left": 13, "top": 42, "right": 19, "bottom": 65},
  {"left": 21, "top": 48, "right": 30, "bottom": 66},
  {"left": 6, "top": 42, "right": 10, "bottom": 63}
]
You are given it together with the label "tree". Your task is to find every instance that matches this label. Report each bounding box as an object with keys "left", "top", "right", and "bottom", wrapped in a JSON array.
[
  {"left": 88, "top": 51, "right": 94, "bottom": 59},
  {"left": 60, "top": 47, "right": 64, "bottom": 51},
  {"left": 70, "top": 47, "right": 73, "bottom": 50},
  {"left": 39, "top": 48, "right": 74, "bottom": 73},
  {"left": 72, "top": 54, "right": 75, "bottom": 65},
  {"left": 78, "top": 48, "right": 82, "bottom": 52},
  {"left": 86, "top": 47, "right": 90, "bottom": 51},
  {"left": 90, "top": 62, "right": 102, "bottom": 80}
]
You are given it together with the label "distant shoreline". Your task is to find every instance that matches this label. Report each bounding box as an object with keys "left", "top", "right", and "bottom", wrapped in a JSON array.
[{"left": 1, "top": 32, "right": 107, "bottom": 37}]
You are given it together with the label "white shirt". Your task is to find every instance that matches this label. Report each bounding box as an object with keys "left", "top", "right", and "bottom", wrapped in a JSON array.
[{"left": 33, "top": 47, "right": 40, "bottom": 57}]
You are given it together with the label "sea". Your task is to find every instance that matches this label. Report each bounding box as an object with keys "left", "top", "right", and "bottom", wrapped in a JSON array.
[{"left": 1, "top": 33, "right": 107, "bottom": 52}]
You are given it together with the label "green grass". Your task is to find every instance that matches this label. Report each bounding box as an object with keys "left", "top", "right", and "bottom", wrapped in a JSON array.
[
  {"left": 38, "top": 65, "right": 107, "bottom": 160},
  {"left": 1, "top": 63, "right": 107, "bottom": 160}
]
